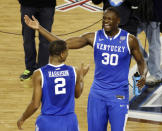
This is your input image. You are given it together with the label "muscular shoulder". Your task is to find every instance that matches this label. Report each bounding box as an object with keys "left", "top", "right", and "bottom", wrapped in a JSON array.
[
  {"left": 128, "top": 34, "right": 138, "bottom": 53},
  {"left": 32, "top": 69, "right": 42, "bottom": 84},
  {"left": 128, "top": 34, "right": 136, "bottom": 43}
]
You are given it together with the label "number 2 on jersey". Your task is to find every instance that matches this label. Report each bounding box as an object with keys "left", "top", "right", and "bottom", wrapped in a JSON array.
[
  {"left": 102, "top": 53, "right": 118, "bottom": 66},
  {"left": 54, "top": 78, "right": 66, "bottom": 95}
]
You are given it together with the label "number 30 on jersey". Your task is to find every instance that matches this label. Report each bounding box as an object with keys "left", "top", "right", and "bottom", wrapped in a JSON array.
[{"left": 102, "top": 53, "right": 118, "bottom": 66}]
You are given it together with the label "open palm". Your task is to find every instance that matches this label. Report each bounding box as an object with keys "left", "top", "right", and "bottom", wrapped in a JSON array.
[{"left": 24, "top": 15, "right": 39, "bottom": 30}]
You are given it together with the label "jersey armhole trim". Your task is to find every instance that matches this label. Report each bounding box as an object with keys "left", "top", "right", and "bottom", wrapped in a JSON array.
[
  {"left": 38, "top": 69, "right": 44, "bottom": 88},
  {"left": 127, "top": 33, "right": 131, "bottom": 54},
  {"left": 72, "top": 67, "right": 77, "bottom": 85},
  {"left": 93, "top": 31, "right": 97, "bottom": 47}
]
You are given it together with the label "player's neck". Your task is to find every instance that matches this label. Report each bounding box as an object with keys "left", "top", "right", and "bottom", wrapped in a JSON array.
[
  {"left": 105, "top": 28, "right": 119, "bottom": 37},
  {"left": 49, "top": 57, "right": 64, "bottom": 66}
]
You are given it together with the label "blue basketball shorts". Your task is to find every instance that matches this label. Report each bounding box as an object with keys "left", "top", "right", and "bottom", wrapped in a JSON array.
[
  {"left": 35, "top": 113, "right": 79, "bottom": 131},
  {"left": 87, "top": 94, "right": 129, "bottom": 131}
]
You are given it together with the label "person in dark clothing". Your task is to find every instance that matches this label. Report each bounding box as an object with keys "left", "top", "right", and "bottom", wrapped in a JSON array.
[
  {"left": 129, "top": 0, "right": 162, "bottom": 85},
  {"left": 92, "top": 0, "right": 139, "bottom": 36},
  {"left": 18, "top": 0, "right": 56, "bottom": 81},
  {"left": 152, "top": 0, "right": 162, "bottom": 32}
]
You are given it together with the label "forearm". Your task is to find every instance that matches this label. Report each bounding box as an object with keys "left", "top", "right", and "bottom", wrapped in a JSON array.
[
  {"left": 38, "top": 25, "right": 61, "bottom": 42},
  {"left": 136, "top": 60, "right": 148, "bottom": 88},
  {"left": 75, "top": 78, "right": 84, "bottom": 98},
  {"left": 78, "top": 80, "right": 84, "bottom": 96},
  {"left": 21, "top": 101, "right": 39, "bottom": 121},
  {"left": 137, "top": 61, "right": 148, "bottom": 77},
  {"left": 65, "top": 37, "right": 90, "bottom": 49},
  {"left": 38, "top": 26, "right": 90, "bottom": 49}
]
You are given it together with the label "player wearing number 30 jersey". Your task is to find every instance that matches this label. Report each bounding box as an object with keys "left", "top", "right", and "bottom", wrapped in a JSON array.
[
  {"left": 17, "top": 40, "right": 89, "bottom": 131},
  {"left": 91, "top": 28, "right": 131, "bottom": 100},
  {"left": 87, "top": 28, "right": 131, "bottom": 131}
]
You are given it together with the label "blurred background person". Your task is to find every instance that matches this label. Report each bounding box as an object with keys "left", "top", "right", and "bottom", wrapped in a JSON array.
[
  {"left": 18, "top": 0, "right": 56, "bottom": 81},
  {"left": 130, "top": 0, "right": 162, "bottom": 85}
]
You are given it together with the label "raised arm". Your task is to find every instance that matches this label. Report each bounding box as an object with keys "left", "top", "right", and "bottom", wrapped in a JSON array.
[
  {"left": 128, "top": 34, "right": 148, "bottom": 88},
  {"left": 65, "top": 32, "right": 95, "bottom": 49},
  {"left": 17, "top": 70, "right": 42, "bottom": 130},
  {"left": 75, "top": 63, "right": 89, "bottom": 98},
  {"left": 24, "top": 15, "right": 60, "bottom": 42},
  {"left": 24, "top": 15, "right": 95, "bottom": 49}
]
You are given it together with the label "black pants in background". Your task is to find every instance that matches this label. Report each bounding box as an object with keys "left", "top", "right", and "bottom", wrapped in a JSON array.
[{"left": 20, "top": 6, "right": 55, "bottom": 71}]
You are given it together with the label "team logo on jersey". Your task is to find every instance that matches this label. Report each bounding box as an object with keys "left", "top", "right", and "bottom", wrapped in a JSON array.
[
  {"left": 56, "top": 68, "right": 61, "bottom": 70},
  {"left": 56, "top": 0, "right": 102, "bottom": 12},
  {"left": 120, "top": 36, "right": 126, "bottom": 41},
  {"left": 99, "top": 38, "right": 104, "bottom": 41}
]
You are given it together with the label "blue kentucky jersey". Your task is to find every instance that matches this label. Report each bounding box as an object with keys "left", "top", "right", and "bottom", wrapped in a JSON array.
[
  {"left": 91, "top": 29, "right": 131, "bottom": 100},
  {"left": 39, "top": 64, "right": 76, "bottom": 116}
]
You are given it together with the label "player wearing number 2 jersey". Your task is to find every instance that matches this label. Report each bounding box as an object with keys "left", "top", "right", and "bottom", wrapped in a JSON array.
[
  {"left": 17, "top": 40, "right": 89, "bottom": 131},
  {"left": 23, "top": 6, "right": 147, "bottom": 131}
]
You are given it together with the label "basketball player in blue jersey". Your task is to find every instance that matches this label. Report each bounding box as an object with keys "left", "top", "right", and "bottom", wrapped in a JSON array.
[
  {"left": 23, "top": 7, "right": 147, "bottom": 131},
  {"left": 17, "top": 40, "right": 89, "bottom": 131}
]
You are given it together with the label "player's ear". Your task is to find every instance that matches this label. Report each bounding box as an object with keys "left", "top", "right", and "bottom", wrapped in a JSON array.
[
  {"left": 60, "top": 52, "right": 64, "bottom": 59},
  {"left": 60, "top": 51, "right": 67, "bottom": 61}
]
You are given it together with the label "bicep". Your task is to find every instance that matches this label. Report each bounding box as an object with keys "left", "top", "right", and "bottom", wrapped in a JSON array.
[
  {"left": 65, "top": 32, "right": 95, "bottom": 49},
  {"left": 129, "top": 35, "right": 144, "bottom": 63}
]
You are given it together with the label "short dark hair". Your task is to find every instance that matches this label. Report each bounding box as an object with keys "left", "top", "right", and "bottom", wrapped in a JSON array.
[
  {"left": 104, "top": 7, "right": 120, "bottom": 18},
  {"left": 49, "top": 40, "right": 67, "bottom": 56}
]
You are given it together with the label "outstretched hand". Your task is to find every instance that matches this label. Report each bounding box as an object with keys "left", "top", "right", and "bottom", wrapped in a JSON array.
[
  {"left": 17, "top": 117, "right": 24, "bottom": 130},
  {"left": 24, "top": 15, "right": 40, "bottom": 30}
]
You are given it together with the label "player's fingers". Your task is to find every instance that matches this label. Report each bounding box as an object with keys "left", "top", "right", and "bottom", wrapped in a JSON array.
[
  {"left": 24, "top": 15, "right": 28, "bottom": 22},
  {"left": 81, "top": 63, "right": 84, "bottom": 69},
  {"left": 80, "top": 63, "right": 84, "bottom": 77},
  {"left": 85, "top": 64, "right": 90, "bottom": 71},
  {"left": 17, "top": 118, "right": 24, "bottom": 130},
  {"left": 32, "top": 15, "right": 38, "bottom": 22},
  {"left": 80, "top": 63, "right": 84, "bottom": 71},
  {"left": 24, "top": 15, "right": 31, "bottom": 25},
  {"left": 17, "top": 122, "right": 23, "bottom": 130},
  {"left": 24, "top": 15, "right": 28, "bottom": 20},
  {"left": 83, "top": 64, "right": 90, "bottom": 76},
  {"left": 137, "top": 79, "right": 145, "bottom": 89}
]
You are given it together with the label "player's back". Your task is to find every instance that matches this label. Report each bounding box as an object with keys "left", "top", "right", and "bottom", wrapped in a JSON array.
[{"left": 39, "top": 63, "right": 76, "bottom": 116}]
